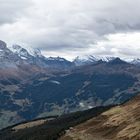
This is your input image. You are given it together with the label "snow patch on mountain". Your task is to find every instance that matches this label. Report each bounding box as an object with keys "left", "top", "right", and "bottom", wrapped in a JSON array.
[
  {"left": 28, "top": 48, "right": 44, "bottom": 58},
  {"left": 73, "top": 55, "right": 116, "bottom": 66},
  {"left": 131, "top": 58, "right": 140, "bottom": 65},
  {"left": 50, "top": 80, "right": 61, "bottom": 85},
  {"left": 47, "top": 57, "right": 66, "bottom": 62}
]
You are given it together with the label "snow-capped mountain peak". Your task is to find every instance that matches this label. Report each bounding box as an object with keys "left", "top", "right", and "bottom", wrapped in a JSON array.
[
  {"left": 73, "top": 56, "right": 90, "bottom": 66},
  {"left": 88, "top": 55, "right": 116, "bottom": 62},
  {"left": 47, "top": 56, "right": 66, "bottom": 61},
  {"left": 0, "top": 40, "right": 7, "bottom": 50},
  {"left": 73, "top": 55, "right": 116, "bottom": 66},
  {"left": 10, "top": 45, "right": 32, "bottom": 60},
  {"left": 29, "top": 48, "right": 43, "bottom": 58},
  {"left": 131, "top": 58, "right": 140, "bottom": 65}
]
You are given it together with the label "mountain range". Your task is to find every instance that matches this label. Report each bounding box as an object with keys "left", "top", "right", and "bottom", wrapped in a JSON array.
[
  {"left": 0, "top": 40, "right": 140, "bottom": 130},
  {"left": 1, "top": 40, "right": 140, "bottom": 70}
]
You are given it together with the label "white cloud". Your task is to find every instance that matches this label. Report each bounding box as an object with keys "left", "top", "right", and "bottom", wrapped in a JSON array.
[
  {"left": 88, "top": 32, "right": 140, "bottom": 59},
  {"left": 0, "top": 0, "right": 140, "bottom": 60},
  {"left": 0, "top": 0, "right": 32, "bottom": 24}
]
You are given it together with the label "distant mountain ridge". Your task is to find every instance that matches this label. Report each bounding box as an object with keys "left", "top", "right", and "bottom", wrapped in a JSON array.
[
  {"left": 0, "top": 40, "right": 140, "bottom": 68},
  {"left": 0, "top": 40, "right": 74, "bottom": 71}
]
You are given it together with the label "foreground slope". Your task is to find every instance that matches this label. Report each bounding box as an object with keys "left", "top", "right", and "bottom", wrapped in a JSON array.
[
  {"left": 0, "top": 106, "right": 112, "bottom": 140},
  {"left": 1, "top": 95, "right": 140, "bottom": 140},
  {"left": 60, "top": 95, "right": 140, "bottom": 140}
]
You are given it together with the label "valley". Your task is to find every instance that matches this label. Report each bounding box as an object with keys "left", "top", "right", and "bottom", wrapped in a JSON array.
[
  {"left": 1, "top": 0, "right": 140, "bottom": 139},
  {"left": 0, "top": 94, "right": 140, "bottom": 140},
  {"left": 0, "top": 40, "right": 140, "bottom": 131}
]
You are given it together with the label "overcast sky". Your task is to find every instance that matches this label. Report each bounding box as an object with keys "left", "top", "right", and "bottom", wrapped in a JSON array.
[{"left": 0, "top": 0, "right": 140, "bottom": 60}]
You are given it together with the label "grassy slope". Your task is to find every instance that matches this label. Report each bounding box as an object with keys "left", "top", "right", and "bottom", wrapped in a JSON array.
[
  {"left": 0, "top": 106, "right": 112, "bottom": 140},
  {"left": 60, "top": 95, "right": 140, "bottom": 140}
]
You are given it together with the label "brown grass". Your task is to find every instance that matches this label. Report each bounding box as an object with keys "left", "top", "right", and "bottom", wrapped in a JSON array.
[
  {"left": 60, "top": 95, "right": 140, "bottom": 140},
  {"left": 12, "top": 119, "right": 47, "bottom": 131}
]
